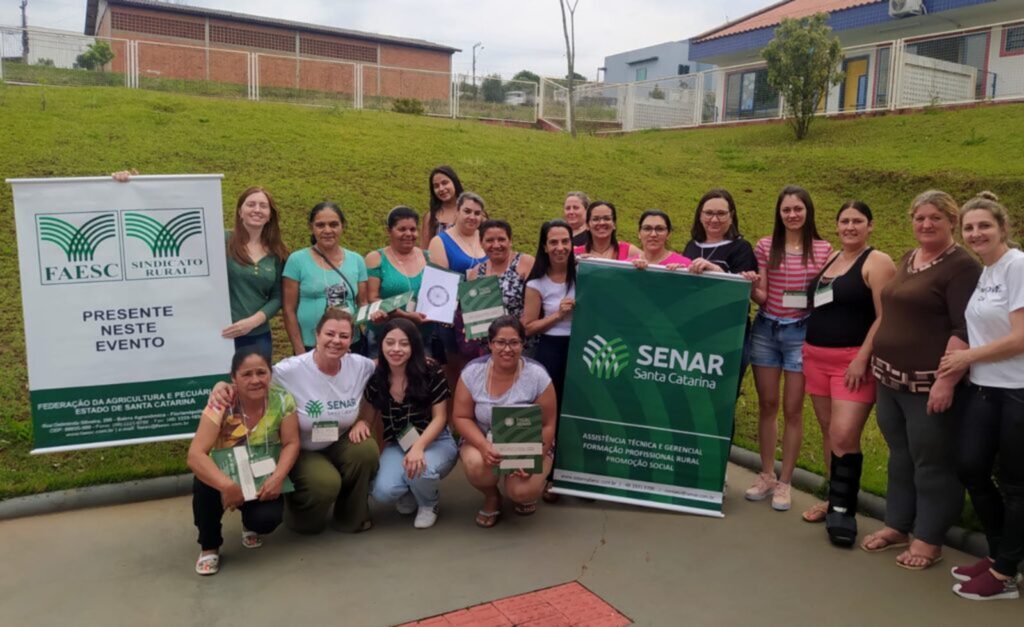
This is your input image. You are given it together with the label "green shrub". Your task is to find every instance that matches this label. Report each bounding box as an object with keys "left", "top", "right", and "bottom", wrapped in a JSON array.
[{"left": 392, "top": 98, "right": 424, "bottom": 115}]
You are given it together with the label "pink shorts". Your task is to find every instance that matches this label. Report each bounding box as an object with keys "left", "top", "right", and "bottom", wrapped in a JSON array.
[{"left": 802, "top": 343, "right": 876, "bottom": 404}]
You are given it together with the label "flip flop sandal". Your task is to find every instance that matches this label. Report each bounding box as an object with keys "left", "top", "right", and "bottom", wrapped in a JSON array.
[
  {"left": 241, "top": 529, "right": 263, "bottom": 549},
  {"left": 475, "top": 509, "right": 501, "bottom": 528},
  {"left": 896, "top": 553, "right": 943, "bottom": 571},
  {"left": 195, "top": 552, "right": 220, "bottom": 576},
  {"left": 514, "top": 500, "right": 537, "bottom": 516},
  {"left": 860, "top": 531, "right": 909, "bottom": 553},
  {"left": 802, "top": 501, "right": 828, "bottom": 523}
]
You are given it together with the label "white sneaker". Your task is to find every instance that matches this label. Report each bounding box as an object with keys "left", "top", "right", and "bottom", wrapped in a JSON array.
[
  {"left": 396, "top": 491, "right": 417, "bottom": 515},
  {"left": 414, "top": 505, "right": 439, "bottom": 529}
]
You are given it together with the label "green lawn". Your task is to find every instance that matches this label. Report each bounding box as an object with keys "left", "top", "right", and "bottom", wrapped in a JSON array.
[{"left": 1, "top": 84, "right": 1022, "bottom": 503}]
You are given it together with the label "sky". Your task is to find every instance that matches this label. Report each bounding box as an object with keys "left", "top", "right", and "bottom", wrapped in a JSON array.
[{"left": 1, "top": 0, "right": 770, "bottom": 79}]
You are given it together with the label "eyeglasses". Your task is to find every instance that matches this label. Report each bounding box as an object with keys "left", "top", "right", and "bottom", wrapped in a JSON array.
[
  {"left": 640, "top": 226, "right": 668, "bottom": 234},
  {"left": 590, "top": 216, "right": 614, "bottom": 223},
  {"left": 491, "top": 339, "right": 523, "bottom": 350},
  {"left": 701, "top": 210, "right": 730, "bottom": 220}
]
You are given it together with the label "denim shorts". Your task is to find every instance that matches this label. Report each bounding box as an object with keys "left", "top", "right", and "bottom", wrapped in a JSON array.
[{"left": 748, "top": 313, "right": 806, "bottom": 372}]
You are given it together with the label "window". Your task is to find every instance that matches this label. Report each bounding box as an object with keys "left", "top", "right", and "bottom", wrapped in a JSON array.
[
  {"left": 677, "top": 64, "right": 690, "bottom": 76},
  {"left": 111, "top": 11, "right": 203, "bottom": 41},
  {"left": 874, "top": 47, "right": 891, "bottom": 108},
  {"left": 724, "top": 68, "right": 779, "bottom": 120},
  {"left": 635, "top": 67, "right": 647, "bottom": 81},
  {"left": 300, "top": 37, "right": 377, "bottom": 63},
  {"left": 1002, "top": 25, "right": 1024, "bottom": 56}
]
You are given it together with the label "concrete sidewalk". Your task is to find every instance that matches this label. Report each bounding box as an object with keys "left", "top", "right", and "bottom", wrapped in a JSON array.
[{"left": 1, "top": 463, "right": 1019, "bottom": 626}]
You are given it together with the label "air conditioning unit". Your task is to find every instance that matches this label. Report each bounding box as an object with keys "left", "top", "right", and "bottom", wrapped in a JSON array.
[{"left": 890, "top": 0, "right": 925, "bottom": 18}]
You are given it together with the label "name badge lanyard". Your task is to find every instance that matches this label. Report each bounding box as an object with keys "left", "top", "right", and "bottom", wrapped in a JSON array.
[{"left": 238, "top": 398, "right": 271, "bottom": 462}]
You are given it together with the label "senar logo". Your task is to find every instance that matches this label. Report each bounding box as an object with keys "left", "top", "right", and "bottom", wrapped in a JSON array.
[
  {"left": 305, "top": 399, "right": 324, "bottom": 419},
  {"left": 36, "top": 211, "right": 122, "bottom": 285},
  {"left": 124, "top": 211, "right": 203, "bottom": 257},
  {"left": 121, "top": 208, "right": 210, "bottom": 281},
  {"left": 582, "top": 335, "right": 630, "bottom": 380}
]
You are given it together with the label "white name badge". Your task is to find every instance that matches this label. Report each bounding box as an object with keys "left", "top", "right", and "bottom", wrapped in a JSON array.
[
  {"left": 814, "top": 285, "right": 834, "bottom": 308},
  {"left": 782, "top": 291, "right": 808, "bottom": 309},
  {"left": 397, "top": 424, "right": 420, "bottom": 452},
  {"left": 312, "top": 421, "right": 340, "bottom": 443},
  {"left": 249, "top": 456, "right": 276, "bottom": 478}
]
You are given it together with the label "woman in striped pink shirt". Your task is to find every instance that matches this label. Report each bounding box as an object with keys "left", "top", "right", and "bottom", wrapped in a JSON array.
[{"left": 745, "top": 186, "right": 832, "bottom": 512}]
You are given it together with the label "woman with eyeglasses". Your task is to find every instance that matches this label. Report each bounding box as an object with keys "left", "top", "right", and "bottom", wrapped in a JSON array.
[
  {"left": 452, "top": 316, "right": 558, "bottom": 526},
  {"left": 629, "top": 210, "right": 692, "bottom": 270},
  {"left": 573, "top": 200, "right": 641, "bottom": 261}
]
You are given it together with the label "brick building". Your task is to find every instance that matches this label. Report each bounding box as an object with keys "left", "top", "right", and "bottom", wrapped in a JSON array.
[{"left": 84, "top": 0, "right": 458, "bottom": 103}]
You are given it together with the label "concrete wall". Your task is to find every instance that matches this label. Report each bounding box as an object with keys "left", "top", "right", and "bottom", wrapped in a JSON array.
[{"left": 603, "top": 40, "right": 712, "bottom": 85}]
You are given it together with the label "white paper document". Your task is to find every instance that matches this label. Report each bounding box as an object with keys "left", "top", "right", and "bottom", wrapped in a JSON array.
[{"left": 416, "top": 265, "right": 462, "bottom": 324}]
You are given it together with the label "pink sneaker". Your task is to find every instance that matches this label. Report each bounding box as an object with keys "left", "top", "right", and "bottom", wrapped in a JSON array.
[
  {"left": 951, "top": 557, "right": 994, "bottom": 582},
  {"left": 953, "top": 569, "right": 1020, "bottom": 601},
  {"left": 771, "top": 481, "right": 792, "bottom": 511},
  {"left": 744, "top": 472, "right": 776, "bottom": 501}
]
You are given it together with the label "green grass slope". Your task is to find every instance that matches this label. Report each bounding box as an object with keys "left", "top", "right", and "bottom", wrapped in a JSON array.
[{"left": 1, "top": 84, "right": 1022, "bottom": 499}]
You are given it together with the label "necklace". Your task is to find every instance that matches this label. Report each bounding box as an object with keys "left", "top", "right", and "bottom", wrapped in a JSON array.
[
  {"left": 591, "top": 240, "right": 614, "bottom": 257},
  {"left": 486, "top": 358, "right": 523, "bottom": 398},
  {"left": 450, "top": 228, "right": 483, "bottom": 257}
]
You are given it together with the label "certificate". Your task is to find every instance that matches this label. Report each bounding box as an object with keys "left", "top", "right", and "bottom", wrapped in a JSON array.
[
  {"left": 458, "top": 275, "right": 506, "bottom": 340},
  {"left": 491, "top": 404, "right": 543, "bottom": 475},
  {"left": 416, "top": 265, "right": 462, "bottom": 324},
  {"left": 210, "top": 443, "right": 294, "bottom": 501},
  {"left": 354, "top": 291, "right": 415, "bottom": 326}
]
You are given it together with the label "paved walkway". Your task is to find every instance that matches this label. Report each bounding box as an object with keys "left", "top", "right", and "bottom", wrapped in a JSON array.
[{"left": 1, "top": 464, "right": 1019, "bottom": 626}]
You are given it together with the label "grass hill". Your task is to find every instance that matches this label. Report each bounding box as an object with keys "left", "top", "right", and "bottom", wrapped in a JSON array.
[{"left": 1, "top": 83, "right": 1022, "bottom": 499}]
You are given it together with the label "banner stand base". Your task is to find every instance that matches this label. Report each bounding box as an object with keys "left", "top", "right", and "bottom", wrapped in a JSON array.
[{"left": 549, "top": 487, "right": 724, "bottom": 519}]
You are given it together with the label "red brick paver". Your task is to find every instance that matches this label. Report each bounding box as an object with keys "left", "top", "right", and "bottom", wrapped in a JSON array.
[{"left": 400, "top": 582, "right": 630, "bottom": 626}]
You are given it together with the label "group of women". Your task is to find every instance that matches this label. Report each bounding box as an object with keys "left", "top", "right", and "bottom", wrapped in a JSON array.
[{"left": 173, "top": 167, "right": 1023, "bottom": 601}]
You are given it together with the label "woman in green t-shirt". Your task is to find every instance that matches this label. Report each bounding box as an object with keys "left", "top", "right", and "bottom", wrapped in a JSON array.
[
  {"left": 222, "top": 187, "right": 290, "bottom": 360},
  {"left": 282, "top": 202, "right": 368, "bottom": 355}
]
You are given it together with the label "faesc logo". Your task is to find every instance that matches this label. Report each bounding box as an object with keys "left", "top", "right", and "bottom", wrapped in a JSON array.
[
  {"left": 122, "top": 209, "right": 209, "bottom": 280},
  {"left": 305, "top": 399, "right": 324, "bottom": 419},
  {"left": 36, "top": 212, "right": 121, "bottom": 285},
  {"left": 582, "top": 335, "right": 631, "bottom": 380}
]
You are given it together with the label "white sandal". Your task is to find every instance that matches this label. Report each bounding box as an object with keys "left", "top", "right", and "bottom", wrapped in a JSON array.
[
  {"left": 241, "top": 528, "right": 263, "bottom": 549},
  {"left": 195, "top": 552, "right": 220, "bottom": 576}
]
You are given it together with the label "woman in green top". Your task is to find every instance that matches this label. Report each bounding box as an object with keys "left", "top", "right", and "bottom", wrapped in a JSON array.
[
  {"left": 364, "top": 206, "right": 431, "bottom": 357},
  {"left": 188, "top": 346, "right": 300, "bottom": 576},
  {"left": 222, "top": 187, "right": 290, "bottom": 360},
  {"left": 282, "top": 202, "right": 368, "bottom": 355}
]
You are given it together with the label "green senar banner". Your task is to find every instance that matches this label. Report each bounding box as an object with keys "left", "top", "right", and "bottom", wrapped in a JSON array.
[{"left": 552, "top": 259, "right": 750, "bottom": 517}]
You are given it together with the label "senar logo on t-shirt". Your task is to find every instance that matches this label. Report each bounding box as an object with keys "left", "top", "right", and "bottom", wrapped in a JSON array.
[
  {"left": 327, "top": 398, "right": 359, "bottom": 410},
  {"left": 305, "top": 399, "right": 324, "bottom": 418}
]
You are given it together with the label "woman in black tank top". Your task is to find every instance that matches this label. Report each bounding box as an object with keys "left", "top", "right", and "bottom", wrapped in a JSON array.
[{"left": 800, "top": 201, "right": 896, "bottom": 547}]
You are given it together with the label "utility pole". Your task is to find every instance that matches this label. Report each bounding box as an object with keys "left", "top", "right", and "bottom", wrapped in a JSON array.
[
  {"left": 471, "top": 42, "right": 483, "bottom": 95},
  {"left": 20, "top": 0, "right": 29, "bottom": 64}
]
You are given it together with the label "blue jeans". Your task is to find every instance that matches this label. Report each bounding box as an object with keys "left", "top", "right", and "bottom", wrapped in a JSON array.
[
  {"left": 371, "top": 430, "right": 458, "bottom": 508},
  {"left": 748, "top": 313, "right": 806, "bottom": 373},
  {"left": 234, "top": 331, "right": 272, "bottom": 361}
]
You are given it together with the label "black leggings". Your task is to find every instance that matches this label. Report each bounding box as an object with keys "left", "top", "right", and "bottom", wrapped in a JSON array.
[
  {"left": 956, "top": 385, "right": 1024, "bottom": 578},
  {"left": 535, "top": 335, "right": 570, "bottom": 414},
  {"left": 192, "top": 478, "right": 284, "bottom": 550}
]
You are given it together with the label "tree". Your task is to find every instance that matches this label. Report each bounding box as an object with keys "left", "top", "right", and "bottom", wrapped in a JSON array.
[
  {"left": 565, "top": 71, "right": 586, "bottom": 81},
  {"left": 762, "top": 13, "right": 843, "bottom": 140},
  {"left": 75, "top": 41, "right": 115, "bottom": 71},
  {"left": 512, "top": 70, "right": 540, "bottom": 85},
  {"left": 481, "top": 74, "right": 505, "bottom": 103},
  {"left": 558, "top": 0, "right": 580, "bottom": 137}
]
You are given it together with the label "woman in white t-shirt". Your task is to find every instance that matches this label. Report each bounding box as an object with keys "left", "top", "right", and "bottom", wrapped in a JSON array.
[
  {"left": 210, "top": 309, "right": 379, "bottom": 535},
  {"left": 938, "top": 192, "right": 1024, "bottom": 601},
  {"left": 452, "top": 316, "right": 558, "bottom": 527}
]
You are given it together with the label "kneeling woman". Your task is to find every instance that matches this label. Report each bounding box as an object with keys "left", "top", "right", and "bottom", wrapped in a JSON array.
[
  {"left": 452, "top": 316, "right": 558, "bottom": 527},
  {"left": 210, "top": 309, "right": 379, "bottom": 535},
  {"left": 366, "top": 319, "right": 457, "bottom": 529},
  {"left": 188, "top": 347, "right": 300, "bottom": 575}
]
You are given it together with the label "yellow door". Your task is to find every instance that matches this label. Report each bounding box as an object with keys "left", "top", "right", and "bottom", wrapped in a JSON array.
[{"left": 843, "top": 59, "right": 869, "bottom": 111}]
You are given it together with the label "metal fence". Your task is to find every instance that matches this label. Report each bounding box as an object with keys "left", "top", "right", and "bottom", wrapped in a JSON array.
[
  {"left": 1, "top": 26, "right": 515, "bottom": 122},
  {"left": 454, "top": 74, "right": 538, "bottom": 123},
  {"left": 559, "top": 19, "right": 1024, "bottom": 133}
]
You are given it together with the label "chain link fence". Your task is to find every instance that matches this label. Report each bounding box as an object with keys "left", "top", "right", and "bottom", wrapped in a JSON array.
[{"left": 454, "top": 74, "right": 537, "bottom": 123}]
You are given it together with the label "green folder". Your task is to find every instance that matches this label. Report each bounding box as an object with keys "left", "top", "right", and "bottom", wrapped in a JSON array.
[
  {"left": 354, "top": 291, "right": 415, "bottom": 326},
  {"left": 490, "top": 404, "right": 543, "bottom": 475},
  {"left": 210, "top": 443, "right": 295, "bottom": 501},
  {"left": 458, "top": 275, "right": 506, "bottom": 340}
]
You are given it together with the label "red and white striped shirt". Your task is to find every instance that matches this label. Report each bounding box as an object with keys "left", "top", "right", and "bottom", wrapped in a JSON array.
[{"left": 754, "top": 237, "right": 832, "bottom": 319}]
